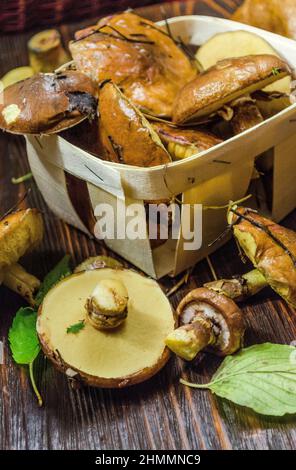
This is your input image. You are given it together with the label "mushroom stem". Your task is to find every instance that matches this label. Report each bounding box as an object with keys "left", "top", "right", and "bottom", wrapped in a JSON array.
[
  {"left": 205, "top": 268, "right": 268, "bottom": 301},
  {"left": 2, "top": 263, "right": 40, "bottom": 306},
  {"left": 86, "top": 278, "right": 129, "bottom": 330},
  {"left": 230, "top": 101, "right": 264, "bottom": 135},
  {"left": 165, "top": 316, "right": 216, "bottom": 361}
]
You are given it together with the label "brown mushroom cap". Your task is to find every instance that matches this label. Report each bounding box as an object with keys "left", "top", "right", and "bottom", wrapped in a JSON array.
[
  {"left": 172, "top": 54, "right": 292, "bottom": 124},
  {"left": 99, "top": 82, "right": 171, "bottom": 166},
  {"left": 229, "top": 207, "right": 296, "bottom": 308},
  {"left": 70, "top": 11, "right": 197, "bottom": 117},
  {"left": 0, "top": 209, "right": 44, "bottom": 270},
  {"left": 0, "top": 71, "right": 98, "bottom": 134},
  {"left": 177, "top": 287, "right": 245, "bottom": 356},
  {"left": 37, "top": 268, "right": 176, "bottom": 388},
  {"left": 153, "top": 122, "right": 222, "bottom": 152}
]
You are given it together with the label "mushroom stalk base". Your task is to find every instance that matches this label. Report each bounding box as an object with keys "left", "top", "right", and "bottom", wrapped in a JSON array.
[
  {"left": 3, "top": 263, "right": 40, "bottom": 306},
  {"left": 165, "top": 316, "right": 216, "bottom": 361},
  {"left": 205, "top": 268, "right": 267, "bottom": 301}
]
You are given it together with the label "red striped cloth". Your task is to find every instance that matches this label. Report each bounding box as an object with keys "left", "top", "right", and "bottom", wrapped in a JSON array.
[{"left": 0, "top": 0, "right": 178, "bottom": 33}]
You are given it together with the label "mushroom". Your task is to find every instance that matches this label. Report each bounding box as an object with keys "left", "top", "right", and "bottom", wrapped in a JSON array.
[
  {"left": 37, "top": 268, "right": 175, "bottom": 387},
  {"left": 99, "top": 82, "right": 171, "bottom": 166},
  {"left": 152, "top": 122, "right": 222, "bottom": 160},
  {"left": 206, "top": 207, "right": 296, "bottom": 308},
  {"left": 0, "top": 209, "right": 44, "bottom": 305},
  {"left": 70, "top": 11, "right": 197, "bottom": 117},
  {"left": 86, "top": 278, "right": 128, "bottom": 330},
  {"left": 28, "top": 29, "right": 70, "bottom": 73},
  {"left": 165, "top": 287, "right": 244, "bottom": 361},
  {"left": 0, "top": 71, "right": 98, "bottom": 135},
  {"left": 172, "top": 55, "right": 292, "bottom": 127}
]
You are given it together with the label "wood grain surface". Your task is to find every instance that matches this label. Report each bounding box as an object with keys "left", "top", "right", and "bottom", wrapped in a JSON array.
[{"left": 1, "top": 0, "right": 296, "bottom": 450}]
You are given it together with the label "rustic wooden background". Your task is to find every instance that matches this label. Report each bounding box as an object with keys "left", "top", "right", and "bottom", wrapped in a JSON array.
[{"left": 1, "top": 0, "right": 296, "bottom": 450}]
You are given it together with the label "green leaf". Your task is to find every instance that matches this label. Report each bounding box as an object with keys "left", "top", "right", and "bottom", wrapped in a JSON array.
[
  {"left": 35, "top": 255, "right": 71, "bottom": 306},
  {"left": 181, "top": 343, "right": 296, "bottom": 416},
  {"left": 67, "top": 320, "right": 85, "bottom": 334},
  {"left": 8, "top": 307, "right": 40, "bottom": 364}
]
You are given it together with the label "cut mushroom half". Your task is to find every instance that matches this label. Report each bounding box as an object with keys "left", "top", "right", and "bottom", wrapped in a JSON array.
[
  {"left": 0, "top": 71, "right": 98, "bottom": 135},
  {"left": 0, "top": 209, "right": 44, "bottom": 305},
  {"left": 37, "top": 268, "right": 176, "bottom": 388},
  {"left": 172, "top": 55, "right": 292, "bottom": 125},
  {"left": 165, "top": 287, "right": 244, "bottom": 361}
]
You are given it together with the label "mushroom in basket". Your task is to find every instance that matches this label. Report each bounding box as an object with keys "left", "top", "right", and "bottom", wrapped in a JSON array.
[
  {"left": 0, "top": 209, "right": 44, "bottom": 305},
  {"left": 0, "top": 71, "right": 98, "bottom": 134},
  {"left": 206, "top": 207, "right": 296, "bottom": 309},
  {"left": 69, "top": 11, "right": 197, "bottom": 117},
  {"left": 37, "top": 268, "right": 176, "bottom": 387},
  {"left": 98, "top": 81, "right": 171, "bottom": 166},
  {"left": 152, "top": 122, "right": 222, "bottom": 160},
  {"left": 172, "top": 55, "right": 292, "bottom": 134}
]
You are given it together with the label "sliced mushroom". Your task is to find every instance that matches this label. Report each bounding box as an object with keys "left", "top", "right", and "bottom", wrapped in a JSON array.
[
  {"left": 226, "top": 206, "right": 296, "bottom": 308},
  {"left": 28, "top": 29, "right": 70, "bottom": 73},
  {"left": 0, "top": 71, "right": 98, "bottom": 135},
  {"left": 99, "top": 82, "right": 171, "bottom": 166},
  {"left": 0, "top": 209, "right": 44, "bottom": 305},
  {"left": 37, "top": 268, "right": 175, "bottom": 387},
  {"left": 172, "top": 55, "right": 292, "bottom": 125},
  {"left": 152, "top": 122, "right": 222, "bottom": 160},
  {"left": 165, "top": 287, "right": 244, "bottom": 361},
  {"left": 70, "top": 11, "right": 197, "bottom": 117}
]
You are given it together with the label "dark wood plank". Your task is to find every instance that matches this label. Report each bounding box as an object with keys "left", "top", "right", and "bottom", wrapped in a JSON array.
[{"left": 1, "top": 0, "right": 296, "bottom": 451}]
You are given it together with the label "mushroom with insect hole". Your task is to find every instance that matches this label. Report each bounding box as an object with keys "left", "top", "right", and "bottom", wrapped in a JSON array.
[
  {"left": 0, "top": 209, "right": 44, "bottom": 305},
  {"left": 0, "top": 71, "right": 98, "bottom": 135},
  {"left": 37, "top": 268, "right": 176, "bottom": 387},
  {"left": 165, "top": 287, "right": 245, "bottom": 361}
]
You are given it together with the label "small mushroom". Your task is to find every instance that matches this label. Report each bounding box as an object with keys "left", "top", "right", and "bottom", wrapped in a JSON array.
[
  {"left": 37, "top": 268, "right": 175, "bottom": 388},
  {"left": 0, "top": 209, "right": 44, "bottom": 305},
  {"left": 152, "top": 122, "right": 222, "bottom": 160},
  {"left": 74, "top": 255, "right": 123, "bottom": 273},
  {"left": 86, "top": 279, "right": 128, "bottom": 330},
  {"left": 0, "top": 71, "right": 98, "bottom": 135},
  {"left": 172, "top": 55, "right": 292, "bottom": 125},
  {"left": 99, "top": 82, "right": 171, "bottom": 166},
  {"left": 165, "top": 287, "right": 244, "bottom": 361}
]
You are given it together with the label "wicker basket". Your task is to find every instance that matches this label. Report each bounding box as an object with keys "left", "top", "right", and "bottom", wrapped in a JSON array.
[{"left": 26, "top": 15, "right": 296, "bottom": 279}]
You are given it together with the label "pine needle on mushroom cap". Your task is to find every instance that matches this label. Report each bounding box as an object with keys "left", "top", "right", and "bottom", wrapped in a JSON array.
[
  {"left": 172, "top": 54, "right": 292, "bottom": 124},
  {"left": 70, "top": 11, "right": 197, "bottom": 117}
]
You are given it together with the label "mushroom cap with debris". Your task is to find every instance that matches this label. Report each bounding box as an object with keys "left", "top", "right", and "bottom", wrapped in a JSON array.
[
  {"left": 172, "top": 54, "right": 292, "bottom": 124},
  {"left": 228, "top": 207, "right": 296, "bottom": 308}
]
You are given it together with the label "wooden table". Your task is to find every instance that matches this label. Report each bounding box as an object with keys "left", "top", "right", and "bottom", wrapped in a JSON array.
[{"left": 1, "top": 0, "right": 296, "bottom": 451}]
